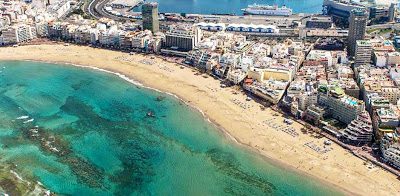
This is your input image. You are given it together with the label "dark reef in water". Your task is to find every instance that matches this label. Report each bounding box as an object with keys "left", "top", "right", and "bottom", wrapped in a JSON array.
[
  {"left": 206, "top": 148, "right": 277, "bottom": 194},
  {"left": 0, "top": 62, "right": 339, "bottom": 195},
  {"left": 110, "top": 139, "right": 156, "bottom": 195},
  {"left": 101, "top": 100, "right": 135, "bottom": 122},
  {"left": 20, "top": 125, "right": 106, "bottom": 189},
  {"left": 71, "top": 79, "right": 92, "bottom": 91},
  {"left": 156, "top": 96, "right": 166, "bottom": 102},
  {"left": 57, "top": 96, "right": 160, "bottom": 191},
  {"left": 61, "top": 156, "right": 106, "bottom": 189}
]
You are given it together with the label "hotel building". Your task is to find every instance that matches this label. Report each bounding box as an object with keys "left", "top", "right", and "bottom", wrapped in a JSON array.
[
  {"left": 318, "top": 86, "right": 365, "bottom": 124},
  {"left": 163, "top": 27, "right": 202, "bottom": 52}
]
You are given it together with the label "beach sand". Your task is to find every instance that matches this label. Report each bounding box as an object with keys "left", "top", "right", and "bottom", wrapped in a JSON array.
[{"left": 0, "top": 44, "right": 399, "bottom": 195}]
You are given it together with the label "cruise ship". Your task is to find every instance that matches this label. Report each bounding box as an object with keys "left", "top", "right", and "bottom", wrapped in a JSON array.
[{"left": 241, "top": 4, "right": 293, "bottom": 16}]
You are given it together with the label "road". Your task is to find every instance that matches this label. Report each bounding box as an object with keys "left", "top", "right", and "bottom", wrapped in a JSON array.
[
  {"left": 86, "top": 0, "right": 130, "bottom": 21},
  {"left": 367, "top": 23, "right": 400, "bottom": 30},
  {"left": 85, "top": 0, "right": 101, "bottom": 19}
]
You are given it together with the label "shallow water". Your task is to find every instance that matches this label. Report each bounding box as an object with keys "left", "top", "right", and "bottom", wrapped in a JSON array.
[{"left": 0, "top": 61, "right": 341, "bottom": 195}]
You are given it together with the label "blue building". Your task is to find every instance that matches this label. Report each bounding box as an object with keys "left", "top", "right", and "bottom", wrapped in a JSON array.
[
  {"left": 395, "top": 36, "right": 400, "bottom": 49},
  {"left": 195, "top": 23, "right": 225, "bottom": 31},
  {"left": 225, "top": 24, "right": 279, "bottom": 33}
]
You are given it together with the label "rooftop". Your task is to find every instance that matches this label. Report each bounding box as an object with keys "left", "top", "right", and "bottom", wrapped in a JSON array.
[
  {"left": 356, "top": 40, "right": 371, "bottom": 47},
  {"left": 351, "top": 8, "right": 368, "bottom": 16},
  {"left": 377, "top": 107, "right": 399, "bottom": 119}
]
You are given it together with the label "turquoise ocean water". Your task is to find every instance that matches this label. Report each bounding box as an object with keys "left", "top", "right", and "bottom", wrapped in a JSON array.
[
  {"left": 133, "top": 0, "right": 324, "bottom": 14},
  {"left": 0, "top": 61, "right": 341, "bottom": 195}
]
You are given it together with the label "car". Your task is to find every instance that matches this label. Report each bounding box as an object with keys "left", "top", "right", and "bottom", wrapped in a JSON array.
[
  {"left": 284, "top": 119, "right": 293, "bottom": 125},
  {"left": 324, "top": 140, "right": 332, "bottom": 145}
]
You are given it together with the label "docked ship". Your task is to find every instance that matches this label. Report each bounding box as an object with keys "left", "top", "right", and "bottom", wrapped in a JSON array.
[{"left": 241, "top": 4, "right": 293, "bottom": 16}]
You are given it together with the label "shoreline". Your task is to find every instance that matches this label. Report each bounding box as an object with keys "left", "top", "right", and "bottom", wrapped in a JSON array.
[
  {"left": 4, "top": 58, "right": 349, "bottom": 195},
  {"left": 22, "top": 58, "right": 241, "bottom": 143},
  {"left": 18, "top": 59, "right": 346, "bottom": 194},
  {"left": 19, "top": 58, "right": 239, "bottom": 143},
  {"left": 1, "top": 44, "right": 399, "bottom": 195}
]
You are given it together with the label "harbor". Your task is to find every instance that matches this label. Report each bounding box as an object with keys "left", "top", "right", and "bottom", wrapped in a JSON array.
[{"left": 101, "top": 0, "right": 312, "bottom": 23}]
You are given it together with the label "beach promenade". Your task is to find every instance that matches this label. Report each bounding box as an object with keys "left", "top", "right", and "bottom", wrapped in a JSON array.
[{"left": 0, "top": 44, "right": 399, "bottom": 195}]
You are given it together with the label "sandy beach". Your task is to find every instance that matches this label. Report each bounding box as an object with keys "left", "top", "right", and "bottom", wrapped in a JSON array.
[{"left": 0, "top": 44, "right": 399, "bottom": 195}]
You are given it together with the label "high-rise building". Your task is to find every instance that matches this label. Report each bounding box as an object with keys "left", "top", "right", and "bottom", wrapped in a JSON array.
[
  {"left": 389, "top": 3, "right": 397, "bottom": 22},
  {"left": 355, "top": 40, "right": 372, "bottom": 66},
  {"left": 142, "top": 2, "right": 159, "bottom": 33},
  {"left": 348, "top": 8, "right": 368, "bottom": 57}
]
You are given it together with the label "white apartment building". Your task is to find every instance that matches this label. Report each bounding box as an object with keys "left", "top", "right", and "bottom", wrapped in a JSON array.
[
  {"left": 35, "top": 22, "right": 49, "bottom": 37},
  {"left": 381, "top": 134, "right": 400, "bottom": 169},
  {"left": 74, "top": 26, "right": 91, "bottom": 44},
  {"left": 219, "top": 53, "right": 241, "bottom": 69},
  {"left": 47, "top": 0, "right": 71, "bottom": 18},
  {"left": 373, "top": 52, "right": 387, "bottom": 67},
  {"left": 373, "top": 52, "right": 400, "bottom": 67},
  {"left": 131, "top": 30, "right": 152, "bottom": 49},
  {"left": 375, "top": 106, "right": 400, "bottom": 128},
  {"left": 1, "top": 24, "right": 33, "bottom": 45},
  {"left": 298, "top": 93, "right": 318, "bottom": 111},
  {"left": 387, "top": 52, "right": 400, "bottom": 66},
  {"left": 341, "top": 111, "right": 373, "bottom": 145},
  {"left": 227, "top": 69, "right": 247, "bottom": 85},
  {"left": 381, "top": 87, "right": 400, "bottom": 105},
  {"left": 90, "top": 29, "right": 99, "bottom": 44},
  {"left": 303, "top": 28, "right": 348, "bottom": 38},
  {"left": 99, "top": 30, "right": 121, "bottom": 47}
]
